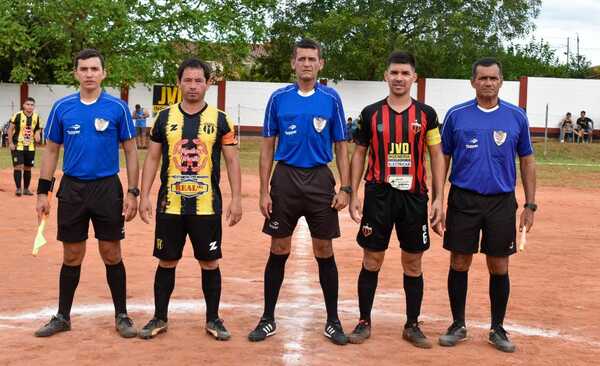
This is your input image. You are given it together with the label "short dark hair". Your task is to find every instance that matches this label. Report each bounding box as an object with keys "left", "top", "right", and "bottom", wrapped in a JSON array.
[
  {"left": 25, "top": 97, "right": 35, "bottom": 103},
  {"left": 581, "top": 110, "right": 586, "bottom": 114},
  {"left": 471, "top": 57, "right": 503, "bottom": 80},
  {"left": 292, "top": 38, "right": 322, "bottom": 59},
  {"left": 74, "top": 48, "right": 105, "bottom": 69},
  {"left": 387, "top": 51, "right": 416, "bottom": 70},
  {"left": 567, "top": 112, "right": 572, "bottom": 116},
  {"left": 177, "top": 58, "right": 212, "bottom": 81},
  {"left": 135, "top": 104, "right": 141, "bottom": 109}
]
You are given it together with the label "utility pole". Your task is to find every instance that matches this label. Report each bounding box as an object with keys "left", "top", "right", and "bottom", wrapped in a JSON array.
[
  {"left": 577, "top": 33, "right": 580, "bottom": 60},
  {"left": 566, "top": 37, "right": 570, "bottom": 66}
]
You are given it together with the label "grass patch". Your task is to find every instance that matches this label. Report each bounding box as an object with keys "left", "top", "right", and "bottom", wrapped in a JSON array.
[{"left": 2, "top": 137, "right": 598, "bottom": 189}]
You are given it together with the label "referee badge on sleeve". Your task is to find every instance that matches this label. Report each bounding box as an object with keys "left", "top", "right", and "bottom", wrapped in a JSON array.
[
  {"left": 313, "top": 117, "right": 327, "bottom": 133},
  {"left": 493, "top": 130, "right": 507, "bottom": 146}
]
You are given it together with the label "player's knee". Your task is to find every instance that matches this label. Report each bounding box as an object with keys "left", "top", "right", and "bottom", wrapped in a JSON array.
[
  {"left": 312, "top": 238, "right": 333, "bottom": 258},
  {"left": 99, "top": 245, "right": 122, "bottom": 265},
  {"left": 159, "top": 259, "right": 179, "bottom": 268},
  {"left": 486, "top": 256, "right": 509, "bottom": 275},
  {"left": 401, "top": 252, "right": 423, "bottom": 276},
  {"left": 363, "top": 254, "right": 383, "bottom": 271},
  {"left": 63, "top": 245, "right": 85, "bottom": 265},
  {"left": 270, "top": 237, "right": 291, "bottom": 255},
  {"left": 198, "top": 260, "right": 219, "bottom": 270},
  {"left": 450, "top": 252, "right": 472, "bottom": 271}
]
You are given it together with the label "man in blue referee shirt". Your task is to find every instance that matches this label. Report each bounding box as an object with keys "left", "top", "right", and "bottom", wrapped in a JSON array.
[
  {"left": 34, "top": 49, "right": 140, "bottom": 338},
  {"left": 438, "top": 58, "right": 537, "bottom": 352},
  {"left": 248, "top": 38, "right": 351, "bottom": 345}
]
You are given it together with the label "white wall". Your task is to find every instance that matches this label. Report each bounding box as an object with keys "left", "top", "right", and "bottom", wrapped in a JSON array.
[
  {"left": 527, "top": 77, "right": 600, "bottom": 128},
  {"left": 426, "top": 78, "right": 520, "bottom": 124},
  {"left": 0, "top": 83, "right": 21, "bottom": 124}
]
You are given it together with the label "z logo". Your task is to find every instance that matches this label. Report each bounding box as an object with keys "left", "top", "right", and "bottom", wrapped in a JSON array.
[
  {"left": 170, "top": 124, "right": 178, "bottom": 131},
  {"left": 209, "top": 241, "right": 218, "bottom": 251}
]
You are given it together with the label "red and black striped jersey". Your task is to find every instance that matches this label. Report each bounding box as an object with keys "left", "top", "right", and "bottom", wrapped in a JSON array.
[{"left": 355, "top": 98, "right": 441, "bottom": 194}]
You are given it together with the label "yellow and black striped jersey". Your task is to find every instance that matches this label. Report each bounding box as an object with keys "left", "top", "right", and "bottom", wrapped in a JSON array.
[
  {"left": 150, "top": 103, "right": 237, "bottom": 215},
  {"left": 10, "top": 111, "right": 41, "bottom": 151}
]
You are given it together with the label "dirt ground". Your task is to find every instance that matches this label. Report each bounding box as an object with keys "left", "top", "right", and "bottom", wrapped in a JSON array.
[{"left": 0, "top": 168, "right": 599, "bottom": 366}]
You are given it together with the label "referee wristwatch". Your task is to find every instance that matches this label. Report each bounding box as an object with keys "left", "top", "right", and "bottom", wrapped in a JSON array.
[
  {"left": 340, "top": 186, "right": 353, "bottom": 194},
  {"left": 127, "top": 187, "right": 140, "bottom": 197},
  {"left": 524, "top": 202, "right": 537, "bottom": 212}
]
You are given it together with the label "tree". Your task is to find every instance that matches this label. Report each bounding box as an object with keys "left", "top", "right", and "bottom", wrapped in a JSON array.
[
  {"left": 253, "top": 0, "right": 543, "bottom": 81},
  {"left": 0, "top": 0, "right": 277, "bottom": 86}
]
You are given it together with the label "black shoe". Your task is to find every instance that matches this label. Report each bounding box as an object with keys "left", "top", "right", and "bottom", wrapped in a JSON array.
[
  {"left": 348, "top": 320, "right": 371, "bottom": 344},
  {"left": 115, "top": 313, "right": 137, "bottom": 338},
  {"left": 206, "top": 318, "right": 231, "bottom": 341},
  {"left": 402, "top": 322, "right": 432, "bottom": 349},
  {"left": 438, "top": 321, "right": 467, "bottom": 347},
  {"left": 34, "top": 314, "right": 71, "bottom": 337},
  {"left": 138, "top": 318, "right": 168, "bottom": 339},
  {"left": 23, "top": 188, "right": 33, "bottom": 196},
  {"left": 15, "top": 188, "right": 22, "bottom": 196},
  {"left": 248, "top": 317, "right": 277, "bottom": 342},
  {"left": 324, "top": 319, "right": 348, "bottom": 346},
  {"left": 489, "top": 325, "right": 516, "bottom": 353}
]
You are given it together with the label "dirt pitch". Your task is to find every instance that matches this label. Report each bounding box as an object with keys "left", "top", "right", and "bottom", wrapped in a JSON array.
[{"left": 0, "top": 167, "right": 599, "bottom": 366}]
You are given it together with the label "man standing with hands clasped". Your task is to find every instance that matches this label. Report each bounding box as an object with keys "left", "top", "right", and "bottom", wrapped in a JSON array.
[
  {"left": 347, "top": 51, "right": 445, "bottom": 348},
  {"left": 247, "top": 38, "right": 351, "bottom": 345},
  {"left": 439, "top": 58, "right": 536, "bottom": 353},
  {"left": 35, "top": 48, "right": 139, "bottom": 338},
  {"left": 137, "top": 58, "right": 242, "bottom": 341}
]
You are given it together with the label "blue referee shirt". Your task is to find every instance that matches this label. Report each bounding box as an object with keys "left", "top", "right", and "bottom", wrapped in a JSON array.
[
  {"left": 263, "top": 83, "right": 347, "bottom": 168},
  {"left": 45, "top": 91, "right": 136, "bottom": 180},
  {"left": 441, "top": 99, "right": 533, "bottom": 195}
]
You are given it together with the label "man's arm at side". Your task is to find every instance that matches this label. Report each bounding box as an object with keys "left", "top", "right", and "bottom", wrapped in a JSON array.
[
  {"left": 7, "top": 123, "right": 15, "bottom": 150},
  {"left": 259, "top": 137, "right": 276, "bottom": 218},
  {"left": 332, "top": 141, "right": 350, "bottom": 210},
  {"left": 428, "top": 143, "right": 446, "bottom": 235},
  {"left": 348, "top": 144, "right": 367, "bottom": 223},
  {"left": 519, "top": 154, "right": 536, "bottom": 232},
  {"left": 122, "top": 138, "right": 139, "bottom": 221},
  {"left": 36, "top": 141, "right": 61, "bottom": 220},
  {"left": 222, "top": 145, "right": 242, "bottom": 226},
  {"left": 139, "top": 141, "right": 161, "bottom": 224}
]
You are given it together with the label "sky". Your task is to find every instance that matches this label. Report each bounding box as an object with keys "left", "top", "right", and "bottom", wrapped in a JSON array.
[{"left": 528, "top": 0, "right": 600, "bottom": 65}]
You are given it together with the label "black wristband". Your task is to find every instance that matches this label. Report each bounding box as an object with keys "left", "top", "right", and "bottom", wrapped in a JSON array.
[{"left": 37, "top": 178, "right": 55, "bottom": 195}]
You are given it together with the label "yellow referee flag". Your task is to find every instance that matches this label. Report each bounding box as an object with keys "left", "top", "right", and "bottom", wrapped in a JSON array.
[{"left": 32, "top": 217, "right": 48, "bottom": 256}]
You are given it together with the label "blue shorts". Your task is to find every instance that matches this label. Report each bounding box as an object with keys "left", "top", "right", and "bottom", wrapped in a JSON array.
[{"left": 135, "top": 119, "right": 146, "bottom": 128}]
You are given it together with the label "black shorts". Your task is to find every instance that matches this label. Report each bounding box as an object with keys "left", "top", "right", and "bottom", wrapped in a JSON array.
[
  {"left": 56, "top": 175, "right": 125, "bottom": 243},
  {"left": 443, "top": 185, "right": 517, "bottom": 256},
  {"left": 357, "top": 183, "right": 430, "bottom": 253},
  {"left": 11, "top": 150, "right": 35, "bottom": 167},
  {"left": 154, "top": 213, "right": 222, "bottom": 261},
  {"left": 262, "top": 163, "right": 340, "bottom": 240}
]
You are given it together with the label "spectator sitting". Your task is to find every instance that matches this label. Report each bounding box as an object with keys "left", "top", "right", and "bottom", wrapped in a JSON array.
[
  {"left": 1, "top": 120, "right": 10, "bottom": 147},
  {"left": 559, "top": 112, "right": 574, "bottom": 143},
  {"left": 576, "top": 110, "right": 593, "bottom": 143}
]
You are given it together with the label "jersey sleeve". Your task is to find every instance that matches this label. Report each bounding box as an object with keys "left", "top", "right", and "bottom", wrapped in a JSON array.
[
  {"left": 9, "top": 113, "right": 17, "bottom": 124},
  {"left": 117, "top": 100, "right": 136, "bottom": 142},
  {"left": 219, "top": 112, "right": 238, "bottom": 146},
  {"left": 149, "top": 110, "right": 167, "bottom": 143},
  {"left": 34, "top": 115, "right": 42, "bottom": 132},
  {"left": 262, "top": 93, "right": 279, "bottom": 137},
  {"left": 516, "top": 111, "right": 534, "bottom": 157},
  {"left": 440, "top": 110, "right": 456, "bottom": 155},
  {"left": 354, "top": 107, "right": 372, "bottom": 147},
  {"left": 45, "top": 103, "right": 64, "bottom": 144},
  {"left": 329, "top": 89, "right": 347, "bottom": 142},
  {"left": 424, "top": 106, "right": 441, "bottom": 146}
]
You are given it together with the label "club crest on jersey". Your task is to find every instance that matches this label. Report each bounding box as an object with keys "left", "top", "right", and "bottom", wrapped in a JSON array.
[
  {"left": 411, "top": 121, "right": 422, "bottom": 134},
  {"left": 94, "top": 118, "right": 109, "bottom": 132},
  {"left": 173, "top": 139, "right": 208, "bottom": 173},
  {"left": 313, "top": 117, "right": 327, "bottom": 133},
  {"left": 493, "top": 130, "right": 507, "bottom": 146},
  {"left": 362, "top": 223, "right": 373, "bottom": 237}
]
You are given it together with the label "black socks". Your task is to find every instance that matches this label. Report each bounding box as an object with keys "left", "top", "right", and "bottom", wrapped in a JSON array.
[
  {"left": 404, "top": 273, "right": 424, "bottom": 326},
  {"left": 13, "top": 170, "right": 22, "bottom": 189},
  {"left": 202, "top": 267, "right": 222, "bottom": 322},
  {"left": 106, "top": 261, "right": 128, "bottom": 316},
  {"left": 262, "top": 252, "right": 289, "bottom": 320},
  {"left": 357, "top": 265, "right": 379, "bottom": 323},
  {"left": 58, "top": 264, "right": 81, "bottom": 320},
  {"left": 154, "top": 266, "right": 176, "bottom": 322},
  {"left": 316, "top": 256, "right": 340, "bottom": 322},
  {"left": 448, "top": 268, "right": 468, "bottom": 324},
  {"left": 490, "top": 273, "right": 510, "bottom": 329},
  {"left": 23, "top": 170, "right": 31, "bottom": 189}
]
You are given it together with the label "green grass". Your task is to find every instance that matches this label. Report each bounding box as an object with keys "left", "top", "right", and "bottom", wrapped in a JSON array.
[{"left": 2, "top": 137, "right": 599, "bottom": 189}]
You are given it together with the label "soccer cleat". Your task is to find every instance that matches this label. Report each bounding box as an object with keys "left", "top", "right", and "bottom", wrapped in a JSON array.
[
  {"left": 348, "top": 320, "right": 371, "bottom": 344},
  {"left": 402, "top": 322, "right": 432, "bottom": 349},
  {"left": 23, "top": 188, "right": 34, "bottom": 196},
  {"left": 34, "top": 314, "right": 71, "bottom": 337},
  {"left": 138, "top": 318, "right": 168, "bottom": 339},
  {"left": 324, "top": 319, "right": 348, "bottom": 346},
  {"left": 206, "top": 318, "right": 231, "bottom": 341},
  {"left": 488, "top": 326, "right": 516, "bottom": 353},
  {"left": 115, "top": 313, "right": 137, "bottom": 338},
  {"left": 15, "top": 188, "right": 22, "bottom": 196},
  {"left": 438, "top": 321, "right": 467, "bottom": 347},
  {"left": 248, "top": 317, "right": 277, "bottom": 342}
]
